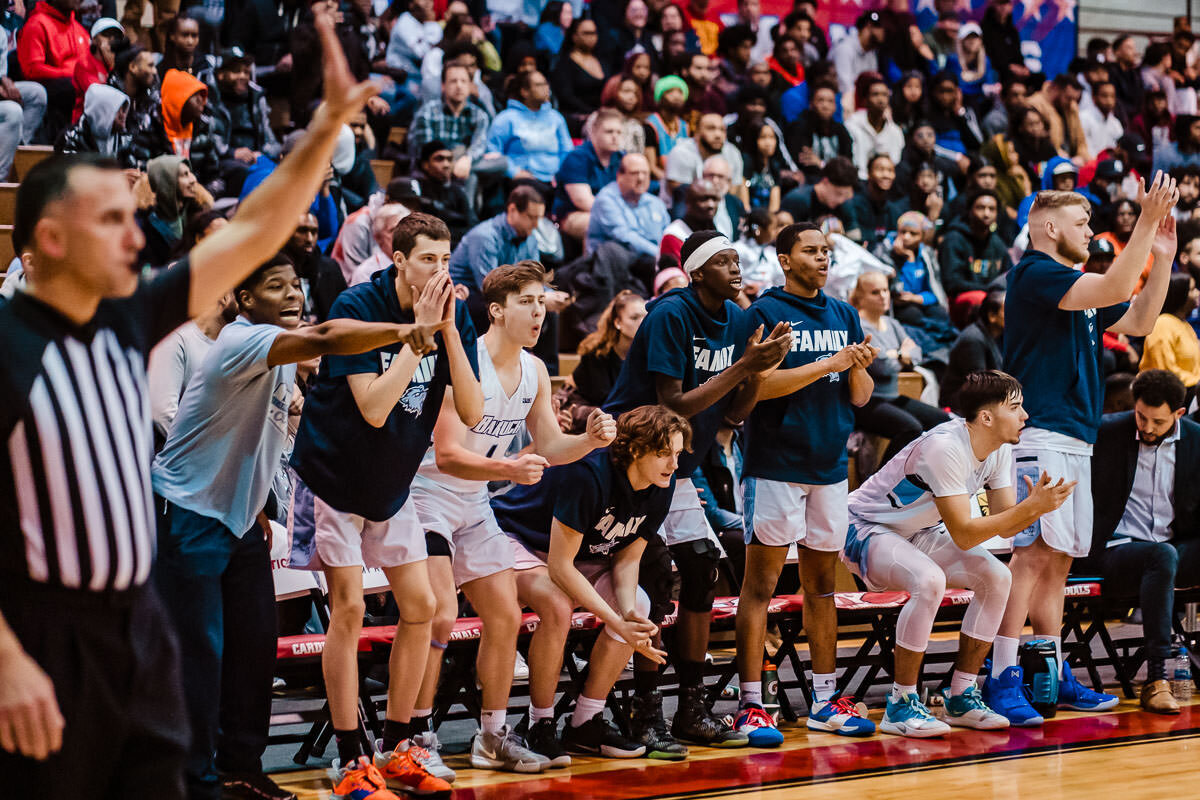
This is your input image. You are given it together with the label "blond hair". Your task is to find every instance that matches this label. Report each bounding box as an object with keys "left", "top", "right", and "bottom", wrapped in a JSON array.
[{"left": 1030, "top": 190, "right": 1091, "bottom": 217}]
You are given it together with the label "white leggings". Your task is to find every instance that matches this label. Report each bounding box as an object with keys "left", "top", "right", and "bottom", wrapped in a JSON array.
[{"left": 864, "top": 528, "right": 1012, "bottom": 653}]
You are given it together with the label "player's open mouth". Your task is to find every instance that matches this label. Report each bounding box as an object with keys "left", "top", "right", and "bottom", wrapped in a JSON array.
[{"left": 279, "top": 308, "right": 301, "bottom": 321}]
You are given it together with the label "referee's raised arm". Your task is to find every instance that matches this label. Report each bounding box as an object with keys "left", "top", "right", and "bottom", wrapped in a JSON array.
[{"left": 185, "top": 6, "right": 379, "bottom": 318}]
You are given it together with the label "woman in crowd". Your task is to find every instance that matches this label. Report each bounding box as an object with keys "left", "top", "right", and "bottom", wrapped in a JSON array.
[
  {"left": 742, "top": 121, "right": 787, "bottom": 212},
  {"left": 851, "top": 270, "right": 950, "bottom": 465},
  {"left": 488, "top": 70, "right": 575, "bottom": 186},
  {"left": 890, "top": 71, "right": 928, "bottom": 134},
  {"left": 595, "top": 75, "right": 648, "bottom": 154},
  {"left": 602, "top": 0, "right": 658, "bottom": 74},
  {"left": 557, "top": 291, "right": 648, "bottom": 432},
  {"left": 552, "top": 17, "right": 611, "bottom": 131},
  {"left": 138, "top": 154, "right": 213, "bottom": 267},
  {"left": 535, "top": 1, "right": 572, "bottom": 69}
]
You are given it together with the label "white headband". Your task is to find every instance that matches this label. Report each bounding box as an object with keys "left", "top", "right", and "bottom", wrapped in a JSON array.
[{"left": 683, "top": 235, "right": 734, "bottom": 274}]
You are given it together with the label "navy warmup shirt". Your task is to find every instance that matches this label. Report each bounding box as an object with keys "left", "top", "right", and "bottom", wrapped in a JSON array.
[
  {"left": 1003, "top": 250, "right": 1128, "bottom": 444},
  {"left": 744, "top": 287, "right": 864, "bottom": 485},
  {"left": 492, "top": 449, "right": 673, "bottom": 560},
  {"left": 291, "top": 266, "right": 479, "bottom": 521},
  {"left": 603, "top": 286, "right": 748, "bottom": 476}
]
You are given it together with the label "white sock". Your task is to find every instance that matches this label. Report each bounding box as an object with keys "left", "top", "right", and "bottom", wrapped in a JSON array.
[
  {"left": 529, "top": 704, "right": 555, "bottom": 724},
  {"left": 412, "top": 707, "right": 432, "bottom": 720},
  {"left": 950, "top": 670, "right": 977, "bottom": 697},
  {"left": 570, "top": 695, "right": 606, "bottom": 728},
  {"left": 891, "top": 683, "right": 917, "bottom": 702},
  {"left": 811, "top": 672, "right": 837, "bottom": 703},
  {"left": 993, "top": 635, "right": 1020, "bottom": 677},
  {"left": 740, "top": 680, "right": 762, "bottom": 708},
  {"left": 480, "top": 709, "right": 506, "bottom": 735},
  {"left": 1044, "top": 635, "right": 1063, "bottom": 676}
]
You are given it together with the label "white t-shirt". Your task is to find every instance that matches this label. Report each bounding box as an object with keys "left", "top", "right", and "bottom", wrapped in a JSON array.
[{"left": 848, "top": 418, "right": 1013, "bottom": 537}]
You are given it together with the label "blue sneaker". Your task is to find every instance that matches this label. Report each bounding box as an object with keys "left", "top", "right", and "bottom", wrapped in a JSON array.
[
  {"left": 981, "top": 666, "right": 1044, "bottom": 727},
  {"left": 941, "top": 685, "right": 1010, "bottom": 730},
  {"left": 1057, "top": 662, "right": 1119, "bottom": 711},
  {"left": 807, "top": 695, "right": 876, "bottom": 737},
  {"left": 734, "top": 704, "right": 784, "bottom": 747},
  {"left": 880, "top": 693, "right": 950, "bottom": 738}
]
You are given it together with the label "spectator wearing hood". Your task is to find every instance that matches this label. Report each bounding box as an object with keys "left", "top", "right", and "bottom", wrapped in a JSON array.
[
  {"left": 17, "top": 0, "right": 91, "bottom": 131},
  {"left": 56, "top": 82, "right": 135, "bottom": 164},
  {"left": 944, "top": 22, "right": 996, "bottom": 114},
  {"left": 937, "top": 187, "right": 1012, "bottom": 301},
  {"left": 206, "top": 46, "right": 281, "bottom": 197},
  {"left": 487, "top": 69, "right": 573, "bottom": 184},
  {"left": 874, "top": 210, "right": 949, "bottom": 327},
  {"left": 137, "top": 154, "right": 210, "bottom": 266},
  {"left": 71, "top": 17, "right": 124, "bottom": 124},
  {"left": 129, "top": 68, "right": 221, "bottom": 191}
]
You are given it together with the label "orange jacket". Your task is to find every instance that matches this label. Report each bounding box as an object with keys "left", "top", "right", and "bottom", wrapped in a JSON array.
[
  {"left": 17, "top": 3, "right": 89, "bottom": 81},
  {"left": 160, "top": 69, "right": 208, "bottom": 155}
]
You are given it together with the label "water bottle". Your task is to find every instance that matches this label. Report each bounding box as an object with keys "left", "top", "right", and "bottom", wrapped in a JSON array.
[
  {"left": 762, "top": 661, "right": 780, "bottom": 722},
  {"left": 1171, "top": 634, "right": 1193, "bottom": 702}
]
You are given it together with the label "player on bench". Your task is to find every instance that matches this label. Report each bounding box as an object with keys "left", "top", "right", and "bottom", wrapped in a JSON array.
[
  {"left": 408, "top": 260, "right": 617, "bottom": 778},
  {"left": 843, "top": 371, "right": 1076, "bottom": 738},
  {"left": 734, "top": 221, "right": 878, "bottom": 746},
  {"left": 491, "top": 405, "right": 688, "bottom": 759}
]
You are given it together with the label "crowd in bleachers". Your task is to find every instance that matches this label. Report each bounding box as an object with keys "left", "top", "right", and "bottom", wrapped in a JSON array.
[{"left": 9, "top": 0, "right": 1200, "bottom": 797}]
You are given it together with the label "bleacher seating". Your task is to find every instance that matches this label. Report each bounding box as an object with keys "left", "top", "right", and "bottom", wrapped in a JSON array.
[{"left": 11, "top": 145, "right": 53, "bottom": 183}]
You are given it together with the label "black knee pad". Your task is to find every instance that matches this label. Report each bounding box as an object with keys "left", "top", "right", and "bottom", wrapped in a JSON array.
[
  {"left": 670, "top": 538, "right": 720, "bottom": 613},
  {"left": 639, "top": 535, "right": 675, "bottom": 623},
  {"left": 425, "top": 531, "right": 452, "bottom": 558}
]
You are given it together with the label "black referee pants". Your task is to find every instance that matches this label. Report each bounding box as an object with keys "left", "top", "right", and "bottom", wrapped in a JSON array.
[{"left": 0, "top": 582, "right": 189, "bottom": 798}]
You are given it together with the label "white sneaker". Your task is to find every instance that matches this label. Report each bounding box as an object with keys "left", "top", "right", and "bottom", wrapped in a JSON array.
[
  {"left": 942, "top": 686, "right": 1010, "bottom": 730},
  {"left": 880, "top": 693, "right": 951, "bottom": 738},
  {"left": 470, "top": 725, "right": 550, "bottom": 773},
  {"left": 513, "top": 651, "right": 530, "bottom": 681}
]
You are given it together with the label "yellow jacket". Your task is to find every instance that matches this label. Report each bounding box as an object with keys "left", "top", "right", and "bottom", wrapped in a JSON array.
[{"left": 1141, "top": 313, "right": 1200, "bottom": 387}]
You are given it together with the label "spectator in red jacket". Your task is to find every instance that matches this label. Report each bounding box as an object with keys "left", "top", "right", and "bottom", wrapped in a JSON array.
[
  {"left": 71, "top": 18, "right": 125, "bottom": 124},
  {"left": 17, "top": 0, "right": 90, "bottom": 134}
]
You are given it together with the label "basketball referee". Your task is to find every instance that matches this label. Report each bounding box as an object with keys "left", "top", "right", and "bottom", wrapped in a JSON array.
[{"left": 0, "top": 10, "right": 378, "bottom": 796}]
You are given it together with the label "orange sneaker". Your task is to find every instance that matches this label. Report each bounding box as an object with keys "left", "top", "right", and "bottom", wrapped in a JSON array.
[
  {"left": 328, "top": 755, "right": 401, "bottom": 800},
  {"left": 373, "top": 743, "right": 453, "bottom": 796}
]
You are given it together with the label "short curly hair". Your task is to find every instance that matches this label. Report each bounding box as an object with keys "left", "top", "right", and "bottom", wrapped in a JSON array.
[{"left": 610, "top": 405, "right": 692, "bottom": 469}]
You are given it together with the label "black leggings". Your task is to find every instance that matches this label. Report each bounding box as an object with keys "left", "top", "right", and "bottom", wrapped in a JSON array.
[{"left": 854, "top": 395, "right": 950, "bottom": 465}]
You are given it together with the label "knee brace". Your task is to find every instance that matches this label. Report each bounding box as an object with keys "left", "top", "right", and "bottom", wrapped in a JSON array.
[
  {"left": 670, "top": 538, "right": 720, "bottom": 614},
  {"left": 638, "top": 535, "right": 676, "bottom": 623}
]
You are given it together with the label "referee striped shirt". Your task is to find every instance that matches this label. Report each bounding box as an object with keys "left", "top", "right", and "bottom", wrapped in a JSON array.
[{"left": 0, "top": 263, "right": 191, "bottom": 593}]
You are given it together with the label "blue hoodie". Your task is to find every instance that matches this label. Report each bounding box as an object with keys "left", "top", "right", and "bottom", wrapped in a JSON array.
[
  {"left": 486, "top": 99, "right": 574, "bottom": 183},
  {"left": 1016, "top": 155, "right": 1094, "bottom": 228}
]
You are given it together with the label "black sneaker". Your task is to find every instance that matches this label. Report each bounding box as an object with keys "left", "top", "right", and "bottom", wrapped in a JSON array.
[
  {"left": 671, "top": 685, "right": 749, "bottom": 748},
  {"left": 563, "top": 713, "right": 647, "bottom": 758},
  {"left": 526, "top": 717, "right": 572, "bottom": 769},
  {"left": 629, "top": 691, "right": 689, "bottom": 761},
  {"left": 220, "top": 771, "right": 298, "bottom": 800}
]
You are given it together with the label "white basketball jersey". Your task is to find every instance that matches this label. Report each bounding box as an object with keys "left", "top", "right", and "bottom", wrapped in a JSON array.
[{"left": 416, "top": 338, "right": 540, "bottom": 493}]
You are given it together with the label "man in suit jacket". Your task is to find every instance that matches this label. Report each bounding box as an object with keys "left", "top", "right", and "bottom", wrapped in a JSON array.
[{"left": 1089, "top": 369, "right": 1200, "bottom": 714}]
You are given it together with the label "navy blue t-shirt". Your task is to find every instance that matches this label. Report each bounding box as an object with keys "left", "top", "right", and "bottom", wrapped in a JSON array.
[
  {"left": 291, "top": 267, "right": 479, "bottom": 520},
  {"left": 603, "top": 286, "right": 748, "bottom": 476},
  {"left": 492, "top": 449, "right": 673, "bottom": 560},
  {"left": 744, "top": 287, "right": 864, "bottom": 484},
  {"left": 1003, "top": 250, "right": 1128, "bottom": 444},
  {"left": 552, "top": 142, "right": 623, "bottom": 218}
]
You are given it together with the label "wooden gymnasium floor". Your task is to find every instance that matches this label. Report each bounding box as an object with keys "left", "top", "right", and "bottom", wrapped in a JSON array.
[{"left": 271, "top": 699, "right": 1200, "bottom": 799}]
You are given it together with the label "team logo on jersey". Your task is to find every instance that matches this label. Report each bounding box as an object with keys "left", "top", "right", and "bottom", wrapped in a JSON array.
[
  {"left": 388, "top": 353, "right": 439, "bottom": 416},
  {"left": 268, "top": 381, "right": 291, "bottom": 433},
  {"left": 790, "top": 328, "right": 849, "bottom": 353},
  {"left": 588, "top": 509, "right": 648, "bottom": 555},
  {"left": 472, "top": 416, "right": 525, "bottom": 437}
]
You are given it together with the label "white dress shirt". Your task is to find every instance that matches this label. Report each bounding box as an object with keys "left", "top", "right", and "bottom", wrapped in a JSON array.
[{"left": 1113, "top": 422, "right": 1179, "bottom": 544}]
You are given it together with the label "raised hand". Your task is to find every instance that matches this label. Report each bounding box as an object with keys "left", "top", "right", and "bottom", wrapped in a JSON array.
[
  {"left": 742, "top": 321, "right": 793, "bottom": 373},
  {"left": 1152, "top": 213, "right": 1179, "bottom": 260},
  {"left": 1137, "top": 171, "right": 1180, "bottom": 223},
  {"left": 585, "top": 408, "right": 617, "bottom": 446},
  {"left": 413, "top": 273, "right": 452, "bottom": 329},
  {"left": 311, "top": 4, "right": 381, "bottom": 126}
]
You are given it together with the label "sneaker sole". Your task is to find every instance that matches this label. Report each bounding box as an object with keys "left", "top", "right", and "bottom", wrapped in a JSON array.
[
  {"left": 880, "top": 719, "right": 950, "bottom": 738},
  {"left": 1058, "top": 699, "right": 1119, "bottom": 712},
  {"left": 645, "top": 748, "right": 689, "bottom": 761},
  {"left": 946, "top": 714, "right": 1011, "bottom": 730},
  {"left": 469, "top": 755, "right": 546, "bottom": 774},
  {"left": 743, "top": 729, "right": 785, "bottom": 748},
  {"left": 675, "top": 734, "right": 750, "bottom": 748},
  {"left": 566, "top": 742, "right": 648, "bottom": 759},
  {"left": 542, "top": 754, "right": 572, "bottom": 769},
  {"left": 806, "top": 719, "right": 876, "bottom": 737}
]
